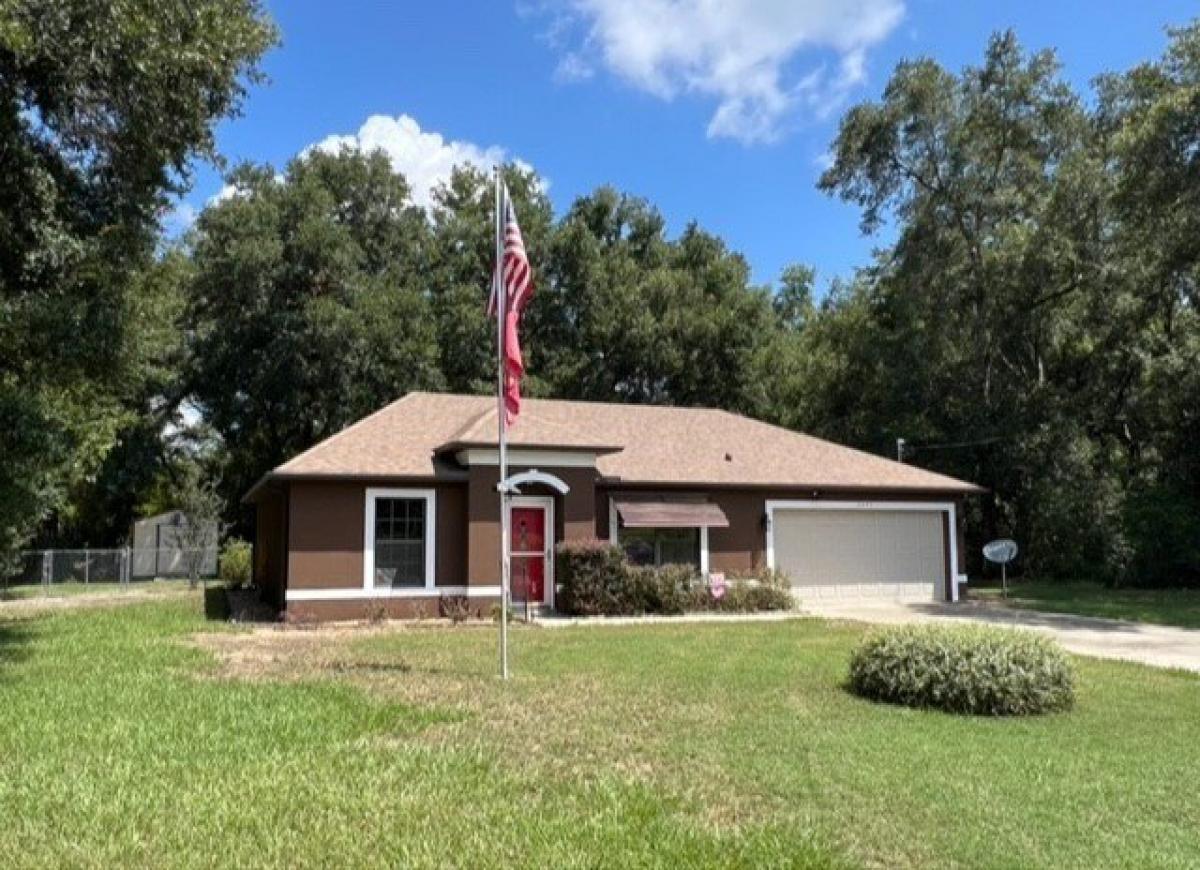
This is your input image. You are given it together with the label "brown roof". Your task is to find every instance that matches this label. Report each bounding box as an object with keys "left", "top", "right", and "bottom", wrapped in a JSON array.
[{"left": 256, "top": 391, "right": 981, "bottom": 495}]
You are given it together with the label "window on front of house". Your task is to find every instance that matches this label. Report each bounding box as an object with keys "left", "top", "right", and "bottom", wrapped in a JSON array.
[
  {"left": 619, "top": 527, "right": 700, "bottom": 569},
  {"left": 373, "top": 496, "right": 426, "bottom": 587}
]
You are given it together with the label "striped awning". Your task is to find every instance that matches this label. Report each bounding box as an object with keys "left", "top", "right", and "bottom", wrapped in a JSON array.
[{"left": 614, "top": 500, "right": 729, "bottom": 529}]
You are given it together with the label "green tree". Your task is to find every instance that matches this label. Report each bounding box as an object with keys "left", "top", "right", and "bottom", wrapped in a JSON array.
[
  {"left": 426, "top": 164, "right": 554, "bottom": 393},
  {"left": 812, "top": 24, "right": 1200, "bottom": 585},
  {"left": 1097, "top": 21, "right": 1200, "bottom": 585},
  {"left": 542, "top": 187, "right": 778, "bottom": 413},
  {"left": 45, "top": 251, "right": 198, "bottom": 547},
  {"left": 185, "top": 149, "right": 445, "bottom": 528},
  {"left": 816, "top": 31, "right": 1132, "bottom": 577},
  {"left": 0, "top": 0, "right": 275, "bottom": 564},
  {"left": 175, "top": 463, "right": 225, "bottom": 587},
  {"left": 772, "top": 264, "right": 817, "bottom": 332}
]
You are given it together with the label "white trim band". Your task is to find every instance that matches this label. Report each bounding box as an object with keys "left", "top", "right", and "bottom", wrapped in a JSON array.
[
  {"left": 287, "top": 586, "right": 502, "bottom": 602},
  {"left": 456, "top": 448, "right": 599, "bottom": 468}
]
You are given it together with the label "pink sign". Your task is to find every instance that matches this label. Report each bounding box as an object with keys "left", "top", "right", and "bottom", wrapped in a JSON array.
[{"left": 709, "top": 572, "right": 727, "bottom": 600}]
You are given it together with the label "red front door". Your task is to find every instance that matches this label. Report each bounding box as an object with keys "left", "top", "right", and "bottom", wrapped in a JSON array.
[{"left": 510, "top": 505, "right": 547, "bottom": 603}]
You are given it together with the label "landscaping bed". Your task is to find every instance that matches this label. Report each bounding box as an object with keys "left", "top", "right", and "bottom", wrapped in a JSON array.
[{"left": 555, "top": 539, "right": 793, "bottom": 617}]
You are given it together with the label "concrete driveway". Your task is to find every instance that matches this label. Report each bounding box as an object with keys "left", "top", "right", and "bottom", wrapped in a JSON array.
[{"left": 802, "top": 598, "right": 1200, "bottom": 673}]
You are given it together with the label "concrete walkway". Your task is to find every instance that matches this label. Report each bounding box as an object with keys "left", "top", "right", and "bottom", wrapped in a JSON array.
[
  {"left": 534, "top": 611, "right": 806, "bottom": 628},
  {"left": 802, "top": 598, "right": 1200, "bottom": 673}
]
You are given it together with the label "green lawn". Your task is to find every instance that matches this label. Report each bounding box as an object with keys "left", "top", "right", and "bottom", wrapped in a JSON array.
[
  {"left": 972, "top": 579, "right": 1200, "bottom": 629},
  {"left": 2, "top": 594, "right": 1199, "bottom": 868}
]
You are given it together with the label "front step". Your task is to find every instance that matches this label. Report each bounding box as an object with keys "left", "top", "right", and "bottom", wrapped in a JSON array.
[{"left": 511, "top": 600, "right": 553, "bottom": 620}]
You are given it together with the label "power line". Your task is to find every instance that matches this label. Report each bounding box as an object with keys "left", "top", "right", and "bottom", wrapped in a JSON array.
[
  {"left": 910, "top": 435, "right": 1009, "bottom": 451},
  {"left": 897, "top": 434, "right": 1011, "bottom": 461}
]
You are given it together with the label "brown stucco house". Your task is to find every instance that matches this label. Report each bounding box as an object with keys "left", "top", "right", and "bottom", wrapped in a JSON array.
[{"left": 245, "top": 392, "right": 983, "bottom": 620}]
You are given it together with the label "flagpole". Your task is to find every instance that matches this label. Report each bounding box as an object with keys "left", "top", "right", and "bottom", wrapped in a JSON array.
[{"left": 494, "top": 165, "right": 510, "bottom": 681}]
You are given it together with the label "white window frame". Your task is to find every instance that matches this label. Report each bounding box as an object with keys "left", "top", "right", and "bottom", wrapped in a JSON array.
[
  {"left": 608, "top": 497, "right": 711, "bottom": 576},
  {"left": 763, "top": 499, "right": 960, "bottom": 602},
  {"left": 363, "top": 487, "right": 436, "bottom": 591}
]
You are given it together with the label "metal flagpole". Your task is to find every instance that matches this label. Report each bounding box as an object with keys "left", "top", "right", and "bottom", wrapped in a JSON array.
[{"left": 495, "top": 166, "right": 510, "bottom": 680}]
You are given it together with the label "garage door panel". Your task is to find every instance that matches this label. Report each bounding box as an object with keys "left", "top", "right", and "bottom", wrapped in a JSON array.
[{"left": 772, "top": 508, "right": 944, "bottom": 595}]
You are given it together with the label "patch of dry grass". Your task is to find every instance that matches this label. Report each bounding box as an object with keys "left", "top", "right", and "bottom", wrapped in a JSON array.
[
  {"left": 194, "top": 622, "right": 722, "bottom": 811},
  {"left": 0, "top": 581, "right": 196, "bottom": 614}
]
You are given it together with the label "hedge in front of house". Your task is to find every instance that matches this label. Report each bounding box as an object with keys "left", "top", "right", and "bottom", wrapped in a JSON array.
[
  {"left": 691, "top": 568, "right": 794, "bottom": 613},
  {"left": 847, "top": 623, "right": 1076, "bottom": 716},
  {"left": 627, "top": 564, "right": 695, "bottom": 614},
  {"left": 555, "top": 540, "right": 632, "bottom": 616},
  {"left": 555, "top": 541, "right": 794, "bottom": 616}
]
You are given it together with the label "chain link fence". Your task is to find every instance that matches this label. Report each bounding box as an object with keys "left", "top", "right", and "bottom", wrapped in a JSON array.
[{"left": 2, "top": 547, "right": 219, "bottom": 596}]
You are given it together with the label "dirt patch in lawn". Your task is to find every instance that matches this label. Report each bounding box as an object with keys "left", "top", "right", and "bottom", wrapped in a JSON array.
[{"left": 191, "top": 620, "right": 758, "bottom": 826}]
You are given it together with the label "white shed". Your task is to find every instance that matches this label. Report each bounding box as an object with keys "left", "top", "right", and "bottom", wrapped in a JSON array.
[{"left": 130, "top": 511, "right": 218, "bottom": 579}]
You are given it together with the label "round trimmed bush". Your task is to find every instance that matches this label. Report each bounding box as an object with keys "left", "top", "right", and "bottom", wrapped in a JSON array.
[
  {"left": 847, "top": 624, "right": 1075, "bottom": 716},
  {"left": 218, "top": 538, "right": 252, "bottom": 590}
]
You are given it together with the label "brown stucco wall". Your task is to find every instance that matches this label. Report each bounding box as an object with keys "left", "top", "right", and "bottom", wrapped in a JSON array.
[
  {"left": 287, "top": 480, "right": 468, "bottom": 591},
  {"left": 278, "top": 472, "right": 967, "bottom": 615},
  {"left": 596, "top": 486, "right": 768, "bottom": 574},
  {"left": 466, "top": 464, "right": 599, "bottom": 585},
  {"left": 600, "top": 485, "right": 967, "bottom": 595},
  {"left": 437, "top": 484, "right": 469, "bottom": 587},
  {"left": 286, "top": 595, "right": 500, "bottom": 622},
  {"left": 287, "top": 481, "right": 363, "bottom": 590},
  {"left": 253, "top": 487, "right": 288, "bottom": 609}
]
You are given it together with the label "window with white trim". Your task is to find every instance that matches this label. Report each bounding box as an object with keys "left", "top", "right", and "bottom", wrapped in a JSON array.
[{"left": 365, "top": 488, "right": 435, "bottom": 589}]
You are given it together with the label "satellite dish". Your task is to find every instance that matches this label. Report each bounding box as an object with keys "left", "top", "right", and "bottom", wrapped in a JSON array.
[
  {"left": 982, "top": 539, "right": 1018, "bottom": 564},
  {"left": 982, "top": 539, "right": 1018, "bottom": 599}
]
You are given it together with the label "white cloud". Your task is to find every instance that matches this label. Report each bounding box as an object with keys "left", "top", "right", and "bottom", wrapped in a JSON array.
[
  {"left": 554, "top": 51, "right": 595, "bottom": 83},
  {"left": 207, "top": 183, "right": 243, "bottom": 207},
  {"left": 542, "top": 0, "right": 904, "bottom": 144},
  {"left": 161, "top": 200, "right": 198, "bottom": 237},
  {"left": 307, "top": 114, "right": 509, "bottom": 209}
]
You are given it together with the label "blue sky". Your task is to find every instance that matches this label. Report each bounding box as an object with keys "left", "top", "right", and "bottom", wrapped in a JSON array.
[{"left": 178, "top": 0, "right": 1199, "bottom": 289}]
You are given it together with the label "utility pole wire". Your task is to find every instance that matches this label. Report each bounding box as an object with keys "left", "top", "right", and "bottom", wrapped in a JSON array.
[{"left": 900, "top": 434, "right": 1011, "bottom": 454}]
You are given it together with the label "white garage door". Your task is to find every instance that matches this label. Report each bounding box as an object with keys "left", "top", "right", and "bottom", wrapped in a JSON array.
[{"left": 771, "top": 507, "right": 946, "bottom": 600}]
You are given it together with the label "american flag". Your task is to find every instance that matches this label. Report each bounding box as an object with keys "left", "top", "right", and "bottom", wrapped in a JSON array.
[
  {"left": 487, "top": 185, "right": 534, "bottom": 425},
  {"left": 487, "top": 189, "right": 534, "bottom": 319}
]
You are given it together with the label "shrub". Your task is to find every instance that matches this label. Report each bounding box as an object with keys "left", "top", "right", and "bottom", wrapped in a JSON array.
[
  {"left": 218, "top": 538, "right": 252, "bottom": 590},
  {"left": 691, "top": 567, "right": 795, "bottom": 613},
  {"left": 439, "top": 594, "right": 471, "bottom": 623},
  {"left": 847, "top": 624, "right": 1075, "bottom": 716},
  {"left": 557, "top": 541, "right": 791, "bottom": 616},
  {"left": 555, "top": 539, "right": 630, "bottom": 616},
  {"left": 627, "top": 564, "right": 695, "bottom": 615}
]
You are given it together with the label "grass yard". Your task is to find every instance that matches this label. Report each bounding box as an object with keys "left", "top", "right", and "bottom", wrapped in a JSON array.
[
  {"left": 2, "top": 594, "right": 1199, "bottom": 868},
  {"left": 973, "top": 579, "right": 1200, "bottom": 629},
  {"left": 0, "top": 578, "right": 197, "bottom": 602}
]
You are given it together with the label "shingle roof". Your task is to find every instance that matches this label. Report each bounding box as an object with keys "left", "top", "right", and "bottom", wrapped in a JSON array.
[{"left": 258, "top": 391, "right": 981, "bottom": 494}]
